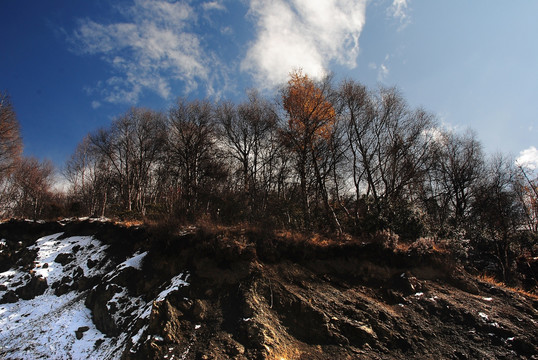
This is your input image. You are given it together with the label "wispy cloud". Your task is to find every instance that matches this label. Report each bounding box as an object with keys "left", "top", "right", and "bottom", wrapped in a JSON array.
[
  {"left": 516, "top": 146, "right": 538, "bottom": 170},
  {"left": 202, "top": 1, "right": 226, "bottom": 12},
  {"left": 369, "top": 54, "right": 391, "bottom": 81},
  {"left": 389, "top": 0, "right": 410, "bottom": 27},
  {"left": 69, "top": 0, "right": 213, "bottom": 104},
  {"left": 242, "top": 0, "right": 367, "bottom": 88}
]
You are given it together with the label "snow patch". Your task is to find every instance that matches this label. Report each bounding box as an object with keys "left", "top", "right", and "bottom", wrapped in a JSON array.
[
  {"left": 30, "top": 234, "right": 109, "bottom": 283},
  {"left": 0, "top": 230, "right": 191, "bottom": 359},
  {"left": 0, "top": 286, "right": 124, "bottom": 359},
  {"left": 118, "top": 251, "right": 148, "bottom": 271},
  {"left": 156, "top": 273, "right": 190, "bottom": 302},
  {"left": 0, "top": 233, "right": 121, "bottom": 359}
]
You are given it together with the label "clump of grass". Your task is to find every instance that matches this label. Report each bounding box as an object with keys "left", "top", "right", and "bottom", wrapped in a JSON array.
[
  {"left": 114, "top": 219, "right": 144, "bottom": 227},
  {"left": 478, "top": 274, "right": 538, "bottom": 300}
]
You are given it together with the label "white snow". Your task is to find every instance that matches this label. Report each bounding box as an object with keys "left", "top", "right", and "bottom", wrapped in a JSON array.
[
  {"left": 131, "top": 325, "right": 148, "bottom": 346},
  {"left": 0, "top": 291, "right": 125, "bottom": 359},
  {"left": 156, "top": 274, "right": 190, "bottom": 302},
  {"left": 478, "top": 312, "right": 489, "bottom": 320},
  {"left": 0, "top": 233, "right": 121, "bottom": 360},
  {"left": 482, "top": 297, "right": 493, "bottom": 301},
  {"left": 118, "top": 251, "right": 148, "bottom": 271},
  {"left": 29, "top": 234, "right": 109, "bottom": 283},
  {"left": 0, "top": 230, "right": 190, "bottom": 360}
]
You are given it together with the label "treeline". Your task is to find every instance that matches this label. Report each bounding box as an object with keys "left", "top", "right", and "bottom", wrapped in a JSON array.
[
  {"left": 1, "top": 72, "right": 537, "bottom": 282},
  {"left": 62, "top": 72, "right": 537, "bottom": 236},
  {"left": 0, "top": 91, "right": 58, "bottom": 221}
]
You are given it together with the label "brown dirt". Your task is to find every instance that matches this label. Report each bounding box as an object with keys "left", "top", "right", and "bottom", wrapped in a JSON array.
[
  {"left": 124, "top": 227, "right": 538, "bottom": 360},
  {"left": 1, "top": 220, "right": 537, "bottom": 359}
]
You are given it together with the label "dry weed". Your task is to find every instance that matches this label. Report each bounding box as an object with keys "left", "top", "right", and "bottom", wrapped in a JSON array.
[{"left": 478, "top": 274, "right": 538, "bottom": 300}]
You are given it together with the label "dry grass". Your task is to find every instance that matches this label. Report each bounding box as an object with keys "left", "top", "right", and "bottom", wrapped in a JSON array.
[
  {"left": 274, "top": 229, "right": 351, "bottom": 247},
  {"left": 394, "top": 237, "right": 452, "bottom": 255},
  {"left": 478, "top": 274, "right": 538, "bottom": 300},
  {"left": 114, "top": 219, "right": 144, "bottom": 227}
]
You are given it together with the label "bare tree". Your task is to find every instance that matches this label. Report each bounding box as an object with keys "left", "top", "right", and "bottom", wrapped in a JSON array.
[
  {"left": 470, "top": 154, "right": 525, "bottom": 282},
  {"left": 0, "top": 91, "right": 22, "bottom": 178},
  {"left": 339, "top": 80, "right": 379, "bottom": 222},
  {"left": 0, "top": 92, "right": 23, "bottom": 216},
  {"left": 167, "top": 98, "right": 221, "bottom": 216},
  {"left": 216, "top": 91, "right": 278, "bottom": 215},
  {"left": 12, "top": 157, "right": 54, "bottom": 220},
  {"left": 436, "top": 130, "right": 484, "bottom": 230},
  {"left": 64, "top": 135, "right": 115, "bottom": 217},
  {"left": 513, "top": 165, "right": 538, "bottom": 233},
  {"left": 340, "top": 82, "right": 436, "bottom": 237},
  {"left": 89, "top": 108, "right": 166, "bottom": 215}
]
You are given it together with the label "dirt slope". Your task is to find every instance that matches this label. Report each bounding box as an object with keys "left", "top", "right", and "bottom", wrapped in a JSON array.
[{"left": 0, "top": 220, "right": 537, "bottom": 360}]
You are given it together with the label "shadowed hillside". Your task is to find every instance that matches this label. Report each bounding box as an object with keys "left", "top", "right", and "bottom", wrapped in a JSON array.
[{"left": 1, "top": 219, "right": 537, "bottom": 359}]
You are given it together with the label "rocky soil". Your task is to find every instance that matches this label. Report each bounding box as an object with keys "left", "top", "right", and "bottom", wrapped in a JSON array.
[{"left": 0, "top": 219, "right": 537, "bottom": 359}]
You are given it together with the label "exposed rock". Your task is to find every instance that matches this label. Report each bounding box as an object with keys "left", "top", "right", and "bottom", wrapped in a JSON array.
[
  {"left": 85, "top": 283, "right": 123, "bottom": 336},
  {"left": 73, "top": 266, "right": 84, "bottom": 279},
  {"left": 75, "top": 326, "right": 90, "bottom": 340},
  {"left": 0, "top": 290, "right": 18, "bottom": 304},
  {"left": 76, "top": 275, "right": 99, "bottom": 291},
  {"left": 15, "top": 276, "right": 48, "bottom": 300},
  {"left": 54, "top": 283, "right": 72, "bottom": 296},
  {"left": 54, "top": 252, "right": 74, "bottom": 266},
  {"left": 450, "top": 275, "right": 480, "bottom": 295},
  {"left": 192, "top": 299, "right": 209, "bottom": 322},
  {"left": 387, "top": 271, "right": 422, "bottom": 296},
  {"left": 87, "top": 258, "right": 98, "bottom": 269},
  {"left": 510, "top": 336, "right": 537, "bottom": 357},
  {"left": 16, "top": 248, "right": 39, "bottom": 270},
  {"left": 53, "top": 275, "right": 73, "bottom": 296}
]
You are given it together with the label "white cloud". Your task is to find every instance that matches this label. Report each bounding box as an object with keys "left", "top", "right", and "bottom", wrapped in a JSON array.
[
  {"left": 389, "top": 0, "right": 409, "bottom": 25},
  {"left": 91, "top": 101, "right": 101, "bottom": 109},
  {"left": 70, "top": 0, "right": 211, "bottom": 104},
  {"left": 220, "top": 26, "right": 233, "bottom": 36},
  {"left": 516, "top": 146, "right": 538, "bottom": 170},
  {"left": 378, "top": 64, "right": 389, "bottom": 81},
  {"left": 242, "top": 0, "right": 367, "bottom": 88},
  {"left": 369, "top": 54, "right": 390, "bottom": 81},
  {"left": 202, "top": 1, "right": 226, "bottom": 12}
]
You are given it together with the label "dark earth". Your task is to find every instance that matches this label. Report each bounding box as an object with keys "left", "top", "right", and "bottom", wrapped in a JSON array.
[{"left": 0, "top": 219, "right": 537, "bottom": 359}]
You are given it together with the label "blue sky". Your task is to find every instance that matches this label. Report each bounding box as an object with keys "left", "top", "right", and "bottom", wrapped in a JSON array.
[{"left": 1, "top": 0, "right": 537, "bottom": 170}]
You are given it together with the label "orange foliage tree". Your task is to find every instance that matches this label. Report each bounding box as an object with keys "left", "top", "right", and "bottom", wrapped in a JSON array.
[
  {"left": 282, "top": 70, "right": 340, "bottom": 231},
  {"left": 283, "top": 70, "right": 335, "bottom": 150}
]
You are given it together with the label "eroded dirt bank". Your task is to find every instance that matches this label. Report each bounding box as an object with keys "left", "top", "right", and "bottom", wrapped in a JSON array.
[{"left": 0, "top": 219, "right": 537, "bottom": 359}]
